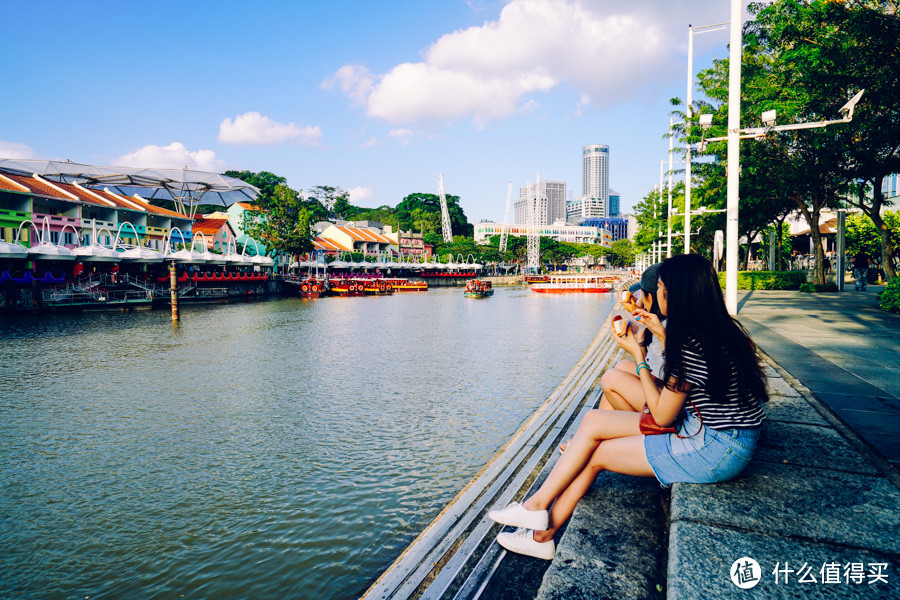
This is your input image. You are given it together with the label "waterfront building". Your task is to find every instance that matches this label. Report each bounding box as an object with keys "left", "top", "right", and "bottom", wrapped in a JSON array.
[
  {"left": 193, "top": 217, "right": 236, "bottom": 252},
  {"left": 227, "top": 202, "right": 267, "bottom": 253},
  {"left": 514, "top": 179, "right": 567, "bottom": 226},
  {"left": 397, "top": 229, "right": 428, "bottom": 257},
  {"left": 0, "top": 167, "right": 193, "bottom": 250},
  {"left": 578, "top": 217, "right": 629, "bottom": 242},
  {"left": 474, "top": 220, "right": 611, "bottom": 247},
  {"left": 318, "top": 223, "right": 396, "bottom": 257}
]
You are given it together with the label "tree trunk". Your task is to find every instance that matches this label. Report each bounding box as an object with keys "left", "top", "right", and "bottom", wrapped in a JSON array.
[
  {"left": 867, "top": 177, "right": 896, "bottom": 280},
  {"left": 792, "top": 191, "right": 828, "bottom": 286},
  {"left": 775, "top": 216, "right": 787, "bottom": 271}
]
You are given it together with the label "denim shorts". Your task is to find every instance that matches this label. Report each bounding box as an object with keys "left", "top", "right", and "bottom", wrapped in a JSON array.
[{"left": 643, "top": 411, "right": 760, "bottom": 486}]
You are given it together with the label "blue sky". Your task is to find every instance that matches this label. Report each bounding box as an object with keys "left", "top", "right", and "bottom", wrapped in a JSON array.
[{"left": 1, "top": 0, "right": 746, "bottom": 223}]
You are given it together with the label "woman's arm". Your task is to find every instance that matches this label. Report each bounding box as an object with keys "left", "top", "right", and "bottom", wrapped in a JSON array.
[
  {"left": 613, "top": 329, "right": 687, "bottom": 425},
  {"left": 632, "top": 308, "right": 665, "bottom": 347}
]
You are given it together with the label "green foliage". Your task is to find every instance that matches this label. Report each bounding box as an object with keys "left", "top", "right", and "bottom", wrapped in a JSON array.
[
  {"left": 396, "top": 193, "right": 473, "bottom": 237},
  {"left": 244, "top": 184, "right": 313, "bottom": 259},
  {"left": 846, "top": 211, "right": 900, "bottom": 269},
  {"left": 607, "top": 239, "right": 636, "bottom": 268},
  {"left": 879, "top": 276, "right": 900, "bottom": 313},
  {"left": 717, "top": 270, "right": 807, "bottom": 290}
]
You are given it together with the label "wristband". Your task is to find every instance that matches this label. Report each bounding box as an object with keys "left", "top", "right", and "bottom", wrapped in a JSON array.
[{"left": 635, "top": 362, "right": 651, "bottom": 376}]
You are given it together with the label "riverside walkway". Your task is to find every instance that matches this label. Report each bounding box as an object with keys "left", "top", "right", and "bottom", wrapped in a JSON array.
[{"left": 363, "top": 287, "right": 899, "bottom": 600}]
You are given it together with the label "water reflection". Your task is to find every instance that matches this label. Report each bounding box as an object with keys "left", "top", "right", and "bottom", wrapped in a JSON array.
[{"left": 0, "top": 287, "right": 611, "bottom": 599}]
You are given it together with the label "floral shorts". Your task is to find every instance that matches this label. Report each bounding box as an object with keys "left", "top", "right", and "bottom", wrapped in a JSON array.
[{"left": 643, "top": 411, "right": 760, "bottom": 486}]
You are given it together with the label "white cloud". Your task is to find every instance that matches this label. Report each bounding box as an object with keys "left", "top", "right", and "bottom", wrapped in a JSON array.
[
  {"left": 114, "top": 142, "right": 226, "bottom": 172},
  {"left": 0, "top": 141, "right": 38, "bottom": 159},
  {"left": 348, "top": 186, "right": 375, "bottom": 204},
  {"left": 362, "top": 137, "right": 378, "bottom": 147},
  {"left": 327, "top": 0, "right": 720, "bottom": 127},
  {"left": 321, "top": 64, "right": 375, "bottom": 106},
  {"left": 388, "top": 128, "right": 414, "bottom": 146},
  {"left": 218, "top": 111, "right": 322, "bottom": 146}
]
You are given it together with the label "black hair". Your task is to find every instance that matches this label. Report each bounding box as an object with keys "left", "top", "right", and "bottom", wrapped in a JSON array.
[
  {"left": 639, "top": 291, "right": 664, "bottom": 347},
  {"left": 658, "top": 254, "right": 767, "bottom": 404}
]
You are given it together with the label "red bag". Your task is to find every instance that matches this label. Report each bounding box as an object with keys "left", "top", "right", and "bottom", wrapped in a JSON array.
[{"left": 639, "top": 404, "right": 676, "bottom": 435}]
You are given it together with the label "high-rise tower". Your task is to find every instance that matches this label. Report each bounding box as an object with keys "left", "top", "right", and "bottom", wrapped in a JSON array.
[{"left": 581, "top": 144, "right": 609, "bottom": 218}]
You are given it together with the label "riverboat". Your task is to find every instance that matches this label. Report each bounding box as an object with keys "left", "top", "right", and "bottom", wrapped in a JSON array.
[
  {"left": 464, "top": 279, "right": 494, "bottom": 298},
  {"left": 298, "top": 278, "right": 327, "bottom": 298},
  {"left": 523, "top": 274, "right": 550, "bottom": 284},
  {"left": 530, "top": 274, "right": 615, "bottom": 294},
  {"left": 381, "top": 277, "right": 428, "bottom": 292},
  {"left": 330, "top": 278, "right": 395, "bottom": 296}
]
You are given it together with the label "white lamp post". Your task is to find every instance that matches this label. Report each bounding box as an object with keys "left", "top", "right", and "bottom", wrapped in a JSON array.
[{"left": 685, "top": 22, "right": 729, "bottom": 255}]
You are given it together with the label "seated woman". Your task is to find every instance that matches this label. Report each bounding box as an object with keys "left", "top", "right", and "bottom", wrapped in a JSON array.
[
  {"left": 488, "top": 254, "right": 767, "bottom": 560},
  {"left": 599, "top": 263, "right": 665, "bottom": 412}
]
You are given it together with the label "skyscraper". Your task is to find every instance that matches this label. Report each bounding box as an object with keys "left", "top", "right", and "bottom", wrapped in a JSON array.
[
  {"left": 578, "top": 144, "right": 609, "bottom": 218},
  {"left": 515, "top": 178, "right": 567, "bottom": 226}
]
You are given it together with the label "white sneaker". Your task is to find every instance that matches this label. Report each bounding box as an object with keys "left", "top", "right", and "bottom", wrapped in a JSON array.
[
  {"left": 496, "top": 528, "right": 555, "bottom": 560},
  {"left": 487, "top": 501, "right": 549, "bottom": 530}
]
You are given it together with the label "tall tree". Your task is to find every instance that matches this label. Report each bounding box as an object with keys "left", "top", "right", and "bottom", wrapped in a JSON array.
[
  {"left": 244, "top": 184, "right": 313, "bottom": 260},
  {"left": 745, "top": 0, "right": 900, "bottom": 280}
]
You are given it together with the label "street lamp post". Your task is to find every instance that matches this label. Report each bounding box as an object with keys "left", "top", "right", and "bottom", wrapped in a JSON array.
[
  {"left": 685, "top": 22, "right": 728, "bottom": 255},
  {"left": 668, "top": 119, "right": 675, "bottom": 258}
]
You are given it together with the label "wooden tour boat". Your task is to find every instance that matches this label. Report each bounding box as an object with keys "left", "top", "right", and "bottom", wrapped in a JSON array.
[
  {"left": 523, "top": 274, "right": 550, "bottom": 284},
  {"left": 330, "top": 278, "right": 396, "bottom": 296},
  {"left": 381, "top": 277, "right": 428, "bottom": 292},
  {"left": 464, "top": 279, "right": 494, "bottom": 298},
  {"left": 298, "top": 278, "right": 327, "bottom": 298},
  {"left": 530, "top": 274, "right": 615, "bottom": 294}
]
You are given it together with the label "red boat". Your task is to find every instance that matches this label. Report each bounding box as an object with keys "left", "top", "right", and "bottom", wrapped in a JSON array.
[{"left": 298, "top": 278, "right": 327, "bottom": 298}]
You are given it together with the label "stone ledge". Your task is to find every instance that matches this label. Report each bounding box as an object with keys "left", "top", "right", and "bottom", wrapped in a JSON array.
[
  {"left": 668, "top": 521, "right": 899, "bottom": 600},
  {"left": 670, "top": 461, "right": 900, "bottom": 555},
  {"left": 755, "top": 421, "right": 881, "bottom": 475},
  {"left": 536, "top": 472, "right": 668, "bottom": 600}
]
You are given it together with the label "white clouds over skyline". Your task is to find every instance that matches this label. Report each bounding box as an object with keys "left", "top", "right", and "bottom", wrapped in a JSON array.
[
  {"left": 0, "top": 141, "right": 38, "bottom": 159},
  {"left": 348, "top": 186, "right": 375, "bottom": 205},
  {"left": 218, "top": 111, "right": 323, "bottom": 146},
  {"left": 326, "top": 0, "right": 699, "bottom": 128},
  {"left": 114, "top": 142, "right": 226, "bottom": 172}
]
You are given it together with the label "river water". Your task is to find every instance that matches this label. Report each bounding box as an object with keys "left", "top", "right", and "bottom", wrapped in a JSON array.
[{"left": 0, "top": 286, "right": 612, "bottom": 600}]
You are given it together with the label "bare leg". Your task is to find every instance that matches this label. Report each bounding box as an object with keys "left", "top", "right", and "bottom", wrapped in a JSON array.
[
  {"left": 524, "top": 409, "right": 642, "bottom": 512},
  {"left": 533, "top": 435, "right": 654, "bottom": 541}
]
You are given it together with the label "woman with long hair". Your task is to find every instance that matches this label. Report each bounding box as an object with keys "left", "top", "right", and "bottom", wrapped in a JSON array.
[
  {"left": 488, "top": 254, "right": 767, "bottom": 560},
  {"left": 598, "top": 263, "right": 666, "bottom": 412}
]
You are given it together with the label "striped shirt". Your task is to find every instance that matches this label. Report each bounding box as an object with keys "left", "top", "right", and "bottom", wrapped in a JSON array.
[{"left": 675, "top": 338, "right": 765, "bottom": 429}]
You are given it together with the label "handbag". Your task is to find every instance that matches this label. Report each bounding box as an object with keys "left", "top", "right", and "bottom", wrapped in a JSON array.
[
  {"left": 639, "top": 404, "right": 676, "bottom": 435},
  {"left": 639, "top": 401, "right": 703, "bottom": 438}
]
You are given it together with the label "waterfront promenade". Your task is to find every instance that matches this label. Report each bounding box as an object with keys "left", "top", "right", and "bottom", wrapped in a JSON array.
[{"left": 535, "top": 287, "right": 900, "bottom": 599}]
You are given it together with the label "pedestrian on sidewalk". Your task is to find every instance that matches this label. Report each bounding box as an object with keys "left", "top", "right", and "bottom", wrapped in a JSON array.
[
  {"left": 852, "top": 250, "right": 870, "bottom": 291},
  {"left": 488, "top": 254, "right": 768, "bottom": 560}
]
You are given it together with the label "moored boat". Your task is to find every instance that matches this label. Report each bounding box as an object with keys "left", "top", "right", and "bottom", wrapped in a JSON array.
[
  {"left": 523, "top": 274, "right": 550, "bottom": 284},
  {"left": 531, "top": 274, "right": 615, "bottom": 294},
  {"left": 329, "top": 278, "right": 367, "bottom": 297},
  {"left": 298, "top": 278, "right": 327, "bottom": 298},
  {"left": 464, "top": 279, "right": 494, "bottom": 298},
  {"left": 381, "top": 277, "right": 428, "bottom": 292}
]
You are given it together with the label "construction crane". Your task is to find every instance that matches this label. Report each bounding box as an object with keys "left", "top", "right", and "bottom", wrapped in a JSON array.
[
  {"left": 437, "top": 173, "right": 453, "bottom": 244},
  {"left": 499, "top": 181, "right": 512, "bottom": 253}
]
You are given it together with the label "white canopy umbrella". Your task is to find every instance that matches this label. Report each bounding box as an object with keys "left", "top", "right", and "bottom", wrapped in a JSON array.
[
  {"left": 120, "top": 245, "right": 163, "bottom": 263},
  {"left": 19, "top": 219, "right": 76, "bottom": 261},
  {"left": 73, "top": 243, "right": 120, "bottom": 262},
  {"left": 0, "top": 240, "right": 28, "bottom": 258},
  {"left": 329, "top": 260, "right": 350, "bottom": 269}
]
